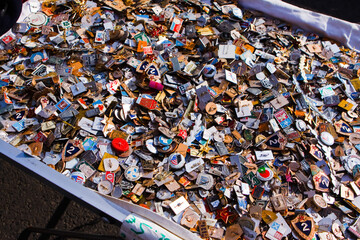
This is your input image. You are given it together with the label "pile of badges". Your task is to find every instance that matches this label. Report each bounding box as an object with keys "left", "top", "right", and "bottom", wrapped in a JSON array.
[{"left": 1, "top": 0, "right": 360, "bottom": 239}]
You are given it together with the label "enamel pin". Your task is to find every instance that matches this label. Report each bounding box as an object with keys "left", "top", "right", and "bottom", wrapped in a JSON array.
[
  {"left": 62, "top": 139, "right": 84, "bottom": 162},
  {"left": 291, "top": 214, "right": 315, "bottom": 240}
]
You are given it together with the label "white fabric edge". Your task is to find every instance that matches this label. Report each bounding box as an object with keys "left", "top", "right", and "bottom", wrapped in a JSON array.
[{"left": 238, "top": 0, "right": 360, "bottom": 52}]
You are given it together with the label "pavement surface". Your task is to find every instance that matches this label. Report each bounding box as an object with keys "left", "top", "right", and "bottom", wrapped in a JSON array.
[
  {"left": 0, "top": 1, "right": 359, "bottom": 240},
  {"left": 0, "top": 159, "right": 120, "bottom": 240}
]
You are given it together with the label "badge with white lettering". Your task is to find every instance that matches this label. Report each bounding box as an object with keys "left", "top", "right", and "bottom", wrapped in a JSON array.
[
  {"left": 313, "top": 171, "right": 330, "bottom": 192},
  {"left": 264, "top": 132, "right": 287, "bottom": 150},
  {"left": 11, "top": 110, "right": 27, "bottom": 121},
  {"left": 291, "top": 214, "right": 315, "bottom": 240},
  {"left": 145, "top": 63, "right": 160, "bottom": 79},
  {"left": 334, "top": 120, "right": 353, "bottom": 136},
  {"left": 62, "top": 140, "right": 84, "bottom": 162}
]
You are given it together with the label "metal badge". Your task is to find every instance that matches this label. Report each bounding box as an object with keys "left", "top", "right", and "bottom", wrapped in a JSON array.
[
  {"left": 274, "top": 108, "right": 292, "bottom": 129},
  {"left": 196, "top": 172, "right": 214, "bottom": 190},
  {"left": 291, "top": 215, "right": 316, "bottom": 240},
  {"left": 168, "top": 153, "right": 185, "bottom": 169},
  {"left": 264, "top": 132, "right": 287, "bottom": 150},
  {"left": 169, "top": 196, "right": 190, "bottom": 215},
  {"left": 214, "top": 142, "right": 229, "bottom": 156},
  {"left": 313, "top": 171, "right": 330, "bottom": 192},
  {"left": 224, "top": 224, "right": 243, "bottom": 240},
  {"left": 70, "top": 171, "right": 86, "bottom": 185},
  {"left": 55, "top": 98, "right": 71, "bottom": 112},
  {"left": 180, "top": 208, "right": 199, "bottom": 228},
  {"left": 62, "top": 139, "right": 84, "bottom": 162},
  {"left": 309, "top": 144, "right": 324, "bottom": 161},
  {"left": 270, "top": 194, "right": 287, "bottom": 211},
  {"left": 198, "top": 220, "right": 209, "bottom": 238},
  {"left": 334, "top": 120, "right": 353, "bottom": 136},
  {"left": 257, "top": 165, "right": 274, "bottom": 181},
  {"left": 243, "top": 172, "right": 261, "bottom": 188},
  {"left": 98, "top": 180, "right": 113, "bottom": 195},
  {"left": 124, "top": 166, "right": 141, "bottom": 181}
]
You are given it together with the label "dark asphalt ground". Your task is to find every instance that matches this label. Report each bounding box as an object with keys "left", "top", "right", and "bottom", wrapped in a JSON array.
[
  {"left": 0, "top": 1, "right": 359, "bottom": 240},
  {"left": 0, "top": 159, "right": 120, "bottom": 240}
]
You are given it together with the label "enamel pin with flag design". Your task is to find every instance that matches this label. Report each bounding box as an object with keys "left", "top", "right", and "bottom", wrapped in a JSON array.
[
  {"left": 274, "top": 108, "right": 293, "bottom": 129},
  {"left": 264, "top": 132, "right": 287, "bottom": 150},
  {"left": 291, "top": 215, "right": 315, "bottom": 240},
  {"left": 62, "top": 139, "right": 84, "bottom": 162}
]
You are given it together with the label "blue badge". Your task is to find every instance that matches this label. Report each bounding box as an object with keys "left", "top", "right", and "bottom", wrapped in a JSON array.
[
  {"left": 159, "top": 135, "right": 172, "bottom": 146},
  {"left": 55, "top": 98, "right": 71, "bottom": 112}
]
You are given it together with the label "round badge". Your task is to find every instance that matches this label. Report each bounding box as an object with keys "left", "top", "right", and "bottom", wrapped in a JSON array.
[
  {"left": 348, "top": 110, "right": 359, "bottom": 119},
  {"left": 205, "top": 102, "right": 217, "bottom": 115},
  {"left": 313, "top": 194, "right": 327, "bottom": 209},
  {"left": 257, "top": 166, "right": 274, "bottom": 181},
  {"left": 232, "top": 8, "right": 243, "bottom": 19},
  {"left": 124, "top": 166, "right": 141, "bottom": 181},
  {"left": 168, "top": 153, "right": 185, "bottom": 169},
  {"left": 156, "top": 189, "right": 172, "bottom": 200},
  {"left": 103, "top": 158, "right": 119, "bottom": 172},
  {"left": 28, "top": 12, "right": 48, "bottom": 27},
  {"left": 98, "top": 180, "right": 113, "bottom": 195},
  {"left": 202, "top": 65, "right": 217, "bottom": 78},
  {"left": 198, "top": 189, "right": 210, "bottom": 198},
  {"left": 145, "top": 139, "right": 158, "bottom": 154},
  {"left": 295, "top": 119, "right": 307, "bottom": 132},
  {"left": 349, "top": 133, "right": 360, "bottom": 145},
  {"left": 112, "top": 138, "right": 129, "bottom": 153},
  {"left": 159, "top": 135, "right": 172, "bottom": 146},
  {"left": 320, "top": 131, "right": 334, "bottom": 146},
  {"left": 111, "top": 185, "right": 123, "bottom": 198},
  {"left": 70, "top": 171, "right": 85, "bottom": 185},
  {"left": 213, "top": 132, "right": 224, "bottom": 142}
]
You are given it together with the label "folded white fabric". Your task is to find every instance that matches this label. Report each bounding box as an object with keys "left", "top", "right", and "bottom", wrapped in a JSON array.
[{"left": 238, "top": 0, "right": 360, "bottom": 52}]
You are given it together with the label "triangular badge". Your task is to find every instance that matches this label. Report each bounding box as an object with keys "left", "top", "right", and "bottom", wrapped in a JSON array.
[
  {"left": 264, "top": 132, "right": 287, "bottom": 150},
  {"left": 62, "top": 139, "right": 84, "bottom": 161}
]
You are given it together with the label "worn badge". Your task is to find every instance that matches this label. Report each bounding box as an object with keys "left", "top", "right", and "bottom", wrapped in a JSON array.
[{"left": 62, "top": 139, "right": 84, "bottom": 162}]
